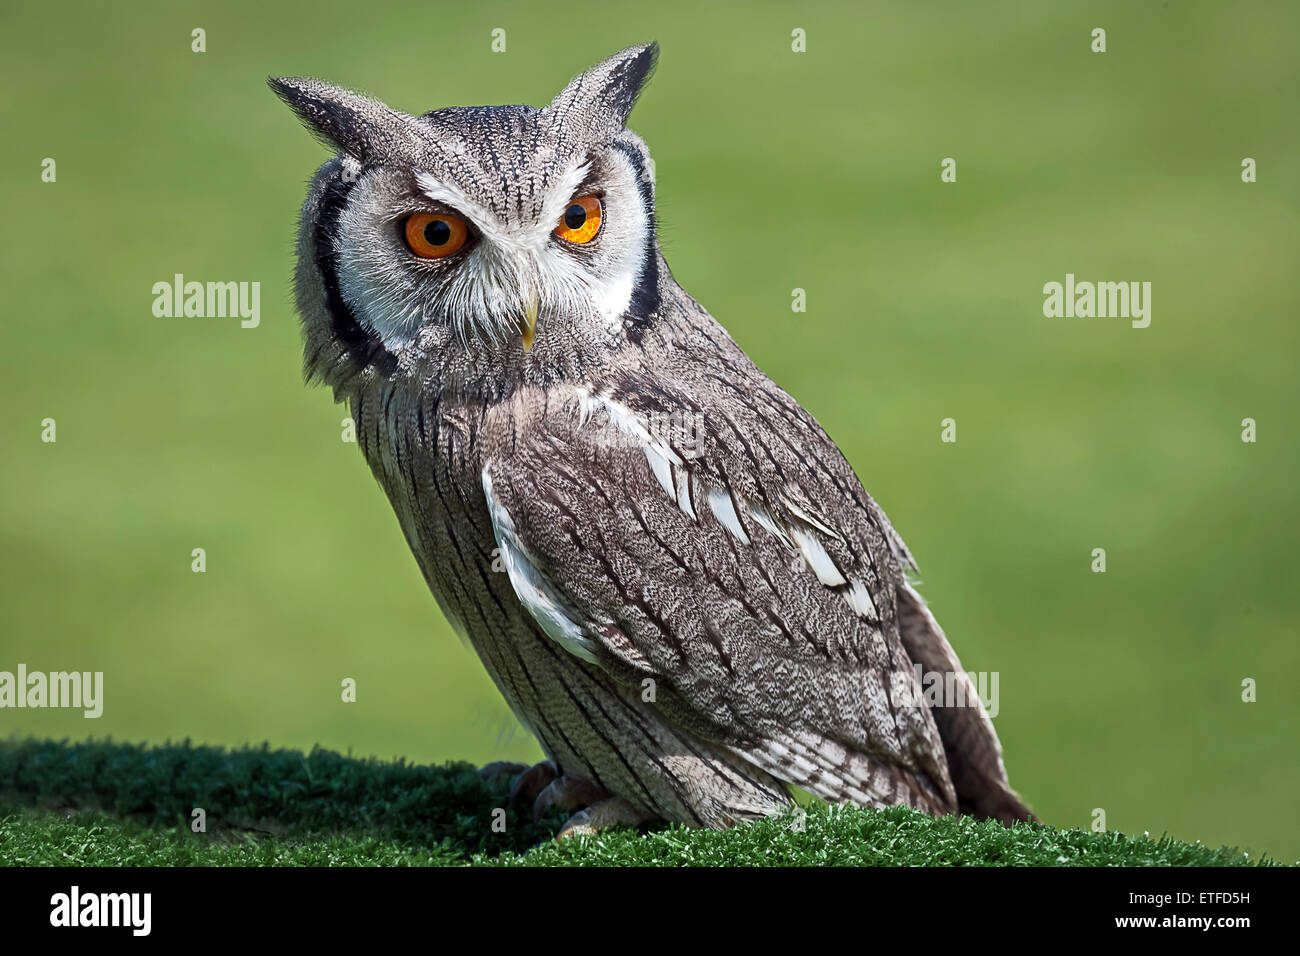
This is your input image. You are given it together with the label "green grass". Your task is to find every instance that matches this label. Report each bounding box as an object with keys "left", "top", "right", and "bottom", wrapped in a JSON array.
[{"left": 0, "top": 738, "right": 1278, "bottom": 867}]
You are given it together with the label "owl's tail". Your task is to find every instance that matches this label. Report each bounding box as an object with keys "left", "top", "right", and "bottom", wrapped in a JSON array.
[{"left": 896, "top": 582, "right": 1037, "bottom": 826}]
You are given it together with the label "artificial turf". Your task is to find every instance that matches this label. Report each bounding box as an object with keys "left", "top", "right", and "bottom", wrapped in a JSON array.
[{"left": 0, "top": 738, "right": 1275, "bottom": 867}]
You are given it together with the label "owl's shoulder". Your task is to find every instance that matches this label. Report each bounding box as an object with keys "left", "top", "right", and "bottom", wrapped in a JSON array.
[{"left": 476, "top": 296, "right": 913, "bottom": 625}]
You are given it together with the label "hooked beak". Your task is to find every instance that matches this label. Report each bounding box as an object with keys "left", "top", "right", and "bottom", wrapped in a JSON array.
[{"left": 518, "top": 296, "right": 538, "bottom": 352}]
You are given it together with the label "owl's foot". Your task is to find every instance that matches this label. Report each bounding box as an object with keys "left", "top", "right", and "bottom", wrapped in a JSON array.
[
  {"left": 484, "top": 761, "right": 642, "bottom": 835},
  {"left": 531, "top": 773, "right": 608, "bottom": 823},
  {"left": 478, "top": 758, "right": 563, "bottom": 805},
  {"left": 556, "top": 797, "right": 648, "bottom": 839},
  {"left": 508, "top": 760, "right": 560, "bottom": 803}
]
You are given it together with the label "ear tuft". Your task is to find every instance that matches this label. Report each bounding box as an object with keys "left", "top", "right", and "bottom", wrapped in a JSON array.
[
  {"left": 269, "top": 76, "right": 422, "bottom": 165},
  {"left": 549, "top": 42, "right": 659, "bottom": 145}
]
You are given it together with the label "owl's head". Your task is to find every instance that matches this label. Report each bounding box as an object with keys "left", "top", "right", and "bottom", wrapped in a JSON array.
[{"left": 272, "top": 43, "right": 662, "bottom": 398}]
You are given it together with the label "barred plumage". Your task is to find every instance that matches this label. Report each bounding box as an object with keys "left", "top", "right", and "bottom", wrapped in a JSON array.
[{"left": 273, "top": 43, "right": 1031, "bottom": 832}]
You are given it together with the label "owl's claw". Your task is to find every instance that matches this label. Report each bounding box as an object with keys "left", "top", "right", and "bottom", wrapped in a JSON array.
[
  {"left": 532, "top": 774, "right": 609, "bottom": 824},
  {"left": 556, "top": 797, "right": 648, "bottom": 839},
  {"left": 503, "top": 765, "right": 644, "bottom": 836},
  {"left": 507, "top": 760, "right": 559, "bottom": 803}
]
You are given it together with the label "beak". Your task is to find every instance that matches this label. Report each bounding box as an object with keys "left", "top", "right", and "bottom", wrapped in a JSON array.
[{"left": 518, "top": 296, "right": 538, "bottom": 352}]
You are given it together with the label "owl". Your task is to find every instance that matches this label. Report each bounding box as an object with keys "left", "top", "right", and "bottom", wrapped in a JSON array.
[{"left": 271, "top": 43, "right": 1032, "bottom": 835}]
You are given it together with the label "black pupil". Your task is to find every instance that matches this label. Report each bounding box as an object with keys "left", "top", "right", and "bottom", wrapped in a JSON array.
[
  {"left": 424, "top": 219, "right": 452, "bottom": 246},
  {"left": 564, "top": 203, "right": 587, "bottom": 230}
]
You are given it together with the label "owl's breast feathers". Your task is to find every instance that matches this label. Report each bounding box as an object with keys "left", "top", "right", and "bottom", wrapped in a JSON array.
[{"left": 462, "top": 307, "right": 1032, "bottom": 824}]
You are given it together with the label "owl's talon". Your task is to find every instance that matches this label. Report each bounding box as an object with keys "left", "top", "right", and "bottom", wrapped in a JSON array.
[
  {"left": 507, "top": 760, "right": 559, "bottom": 803},
  {"left": 556, "top": 797, "right": 648, "bottom": 839},
  {"left": 532, "top": 775, "right": 608, "bottom": 823}
]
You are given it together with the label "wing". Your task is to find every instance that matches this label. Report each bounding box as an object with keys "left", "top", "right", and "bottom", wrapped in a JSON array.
[
  {"left": 479, "top": 347, "right": 970, "bottom": 815},
  {"left": 896, "top": 582, "right": 1034, "bottom": 822}
]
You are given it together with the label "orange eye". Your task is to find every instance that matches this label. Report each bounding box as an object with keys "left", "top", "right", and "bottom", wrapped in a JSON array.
[
  {"left": 404, "top": 211, "right": 469, "bottom": 259},
  {"left": 553, "top": 195, "right": 602, "bottom": 244}
]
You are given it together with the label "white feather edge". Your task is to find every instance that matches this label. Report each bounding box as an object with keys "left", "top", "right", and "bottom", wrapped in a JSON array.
[
  {"left": 482, "top": 467, "right": 599, "bottom": 663},
  {"left": 706, "top": 487, "right": 750, "bottom": 545},
  {"left": 789, "top": 525, "right": 846, "bottom": 587},
  {"left": 572, "top": 391, "right": 882, "bottom": 624}
]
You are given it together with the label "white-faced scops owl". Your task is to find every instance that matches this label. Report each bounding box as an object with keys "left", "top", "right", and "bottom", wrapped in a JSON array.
[{"left": 271, "top": 43, "right": 1032, "bottom": 835}]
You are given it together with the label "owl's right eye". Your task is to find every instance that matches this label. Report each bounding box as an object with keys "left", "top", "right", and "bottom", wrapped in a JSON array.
[{"left": 403, "top": 212, "right": 469, "bottom": 259}]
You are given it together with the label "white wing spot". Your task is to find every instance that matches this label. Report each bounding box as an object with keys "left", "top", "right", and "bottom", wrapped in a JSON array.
[
  {"left": 844, "top": 578, "right": 879, "bottom": 620},
  {"left": 675, "top": 468, "right": 696, "bottom": 519},
  {"left": 645, "top": 445, "right": 676, "bottom": 499},
  {"left": 574, "top": 389, "right": 882, "bottom": 621},
  {"left": 789, "top": 525, "right": 846, "bottom": 587},
  {"left": 579, "top": 392, "right": 696, "bottom": 520},
  {"left": 749, "top": 503, "right": 794, "bottom": 551},
  {"left": 707, "top": 487, "right": 750, "bottom": 545},
  {"left": 780, "top": 493, "right": 842, "bottom": 540},
  {"left": 482, "top": 467, "right": 599, "bottom": 664}
]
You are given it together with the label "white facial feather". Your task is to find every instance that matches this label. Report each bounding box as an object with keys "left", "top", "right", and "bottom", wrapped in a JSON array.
[{"left": 338, "top": 147, "right": 647, "bottom": 354}]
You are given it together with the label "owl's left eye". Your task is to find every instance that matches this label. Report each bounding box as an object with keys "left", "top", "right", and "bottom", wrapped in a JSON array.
[
  {"left": 553, "top": 195, "right": 602, "bottom": 244},
  {"left": 404, "top": 212, "right": 469, "bottom": 259}
]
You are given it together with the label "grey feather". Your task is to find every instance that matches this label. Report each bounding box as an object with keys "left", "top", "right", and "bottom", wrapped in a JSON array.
[
  {"left": 269, "top": 77, "right": 427, "bottom": 166},
  {"left": 274, "top": 43, "right": 1032, "bottom": 828}
]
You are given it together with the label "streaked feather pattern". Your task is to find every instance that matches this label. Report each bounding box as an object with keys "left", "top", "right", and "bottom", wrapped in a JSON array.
[{"left": 276, "top": 42, "right": 1031, "bottom": 829}]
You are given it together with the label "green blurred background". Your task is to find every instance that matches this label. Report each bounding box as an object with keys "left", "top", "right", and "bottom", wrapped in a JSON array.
[{"left": 2, "top": 1, "right": 1296, "bottom": 859}]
